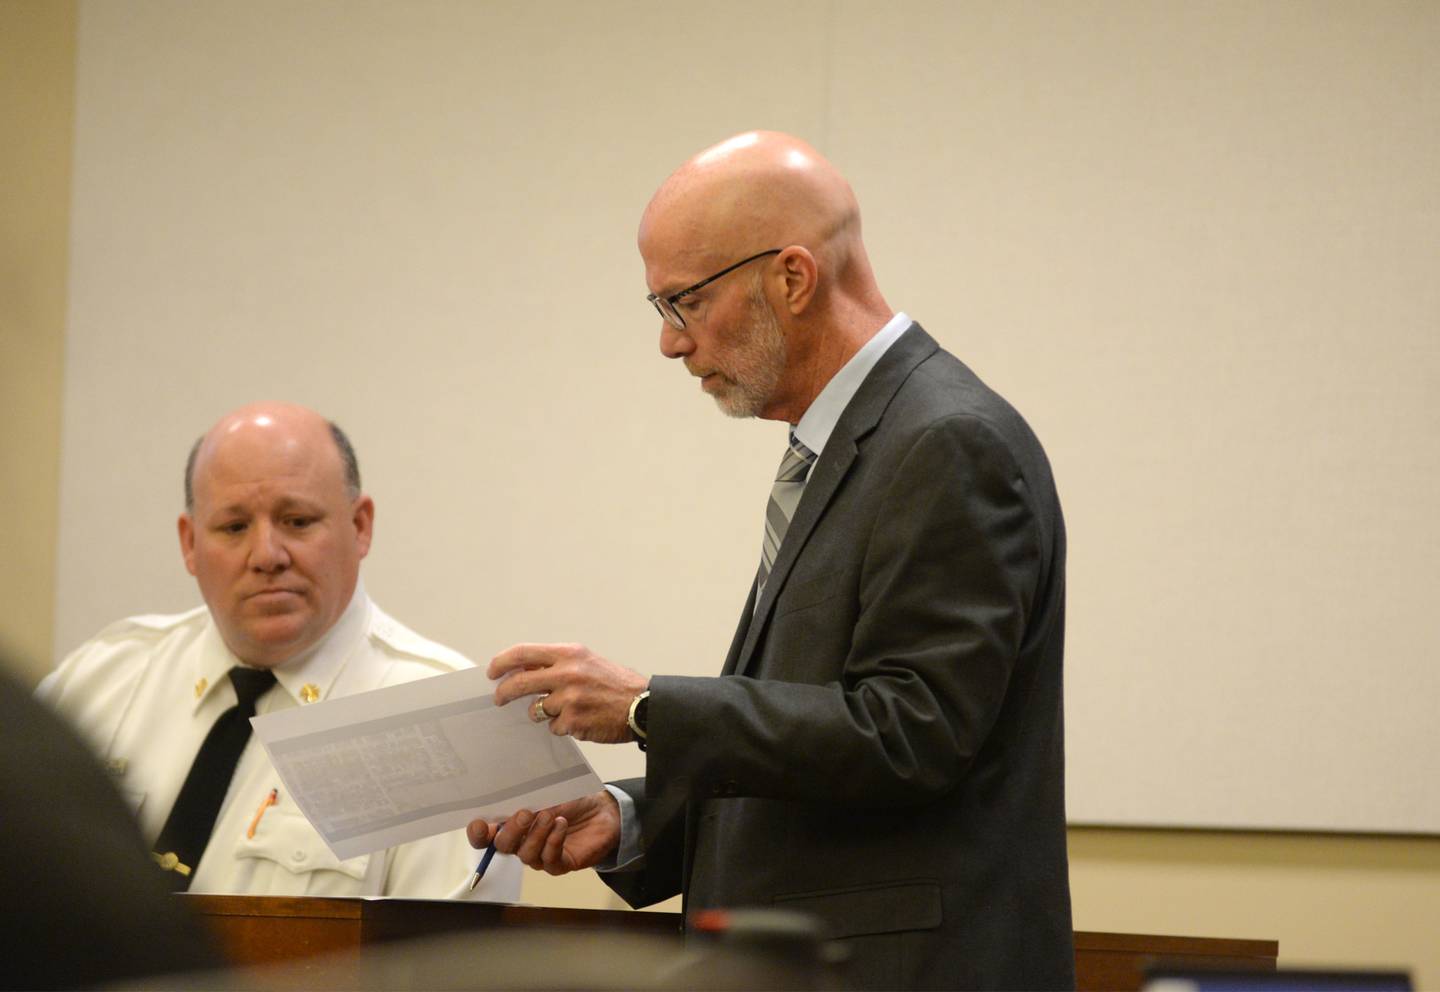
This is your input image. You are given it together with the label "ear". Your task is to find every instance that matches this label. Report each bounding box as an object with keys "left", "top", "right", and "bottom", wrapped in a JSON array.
[
  {"left": 777, "top": 245, "right": 818, "bottom": 315},
  {"left": 352, "top": 495, "right": 376, "bottom": 560},
  {"left": 178, "top": 514, "right": 199, "bottom": 577}
]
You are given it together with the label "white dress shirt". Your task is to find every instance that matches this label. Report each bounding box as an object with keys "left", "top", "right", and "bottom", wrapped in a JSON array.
[
  {"left": 38, "top": 584, "right": 521, "bottom": 901},
  {"left": 792, "top": 311, "right": 911, "bottom": 458}
]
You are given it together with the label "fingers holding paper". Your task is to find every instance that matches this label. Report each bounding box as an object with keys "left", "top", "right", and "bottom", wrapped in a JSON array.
[
  {"left": 476, "top": 646, "right": 636, "bottom": 878},
  {"left": 490, "top": 642, "right": 648, "bottom": 744},
  {"left": 467, "top": 791, "right": 621, "bottom": 876}
]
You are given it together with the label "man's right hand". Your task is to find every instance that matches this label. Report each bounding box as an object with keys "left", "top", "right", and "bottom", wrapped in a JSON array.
[{"left": 466, "top": 790, "right": 621, "bottom": 876}]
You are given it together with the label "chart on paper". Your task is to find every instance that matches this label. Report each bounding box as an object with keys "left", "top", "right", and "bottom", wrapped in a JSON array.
[{"left": 252, "top": 667, "right": 601, "bottom": 859}]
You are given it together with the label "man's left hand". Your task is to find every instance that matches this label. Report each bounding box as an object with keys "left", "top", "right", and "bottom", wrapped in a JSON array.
[
  {"left": 489, "top": 642, "right": 648, "bottom": 744},
  {"left": 466, "top": 791, "right": 621, "bottom": 875}
]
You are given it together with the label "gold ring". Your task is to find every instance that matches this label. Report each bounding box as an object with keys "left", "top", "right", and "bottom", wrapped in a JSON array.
[{"left": 531, "top": 694, "right": 552, "bottom": 722}]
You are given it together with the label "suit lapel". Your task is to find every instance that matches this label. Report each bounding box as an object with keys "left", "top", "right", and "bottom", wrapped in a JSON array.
[
  {"left": 731, "top": 323, "right": 939, "bottom": 678},
  {"left": 720, "top": 581, "right": 758, "bottom": 676}
]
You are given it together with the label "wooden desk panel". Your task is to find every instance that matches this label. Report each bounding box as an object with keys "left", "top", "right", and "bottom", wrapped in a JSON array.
[
  {"left": 184, "top": 895, "right": 362, "bottom": 969},
  {"left": 186, "top": 895, "right": 1277, "bottom": 991},
  {"left": 1075, "top": 930, "right": 1279, "bottom": 991}
]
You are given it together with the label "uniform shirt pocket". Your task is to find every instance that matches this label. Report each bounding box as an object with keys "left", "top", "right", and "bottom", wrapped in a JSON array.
[{"left": 237, "top": 808, "right": 371, "bottom": 882}]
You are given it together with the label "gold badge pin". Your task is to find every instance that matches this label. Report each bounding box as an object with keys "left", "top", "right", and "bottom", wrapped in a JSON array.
[
  {"left": 194, "top": 677, "right": 208, "bottom": 698},
  {"left": 152, "top": 851, "right": 192, "bottom": 876},
  {"left": 300, "top": 683, "right": 321, "bottom": 704}
]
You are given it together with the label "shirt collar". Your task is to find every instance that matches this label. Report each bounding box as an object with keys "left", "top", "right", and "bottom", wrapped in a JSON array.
[
  {"left": 792, "top": 311, "right": 911, "bottom": 457},
  {"left": 191, "top": 582, "right": 371, "bottom": 712}
]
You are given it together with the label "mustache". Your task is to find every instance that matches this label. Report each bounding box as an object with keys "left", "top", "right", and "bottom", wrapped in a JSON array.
[{"left": 685, "top": 360, "right": 721, "bottom": 378}]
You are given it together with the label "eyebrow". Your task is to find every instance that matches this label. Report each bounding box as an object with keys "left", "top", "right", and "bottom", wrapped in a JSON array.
[
  {"left": 271, "top": 497, "right": 325, "bottom": 514},
  {"left": 655, "top": 272, "right": 711, "bottom": 301},
  {"left": 206, "top": 497, "right": 325, "bottom": 519},
  {"left": 650, "top": 277, "right": 692, "bottom": 300},
  {"left": 650, "top": 258, "right": 711, "bottom": 300}
]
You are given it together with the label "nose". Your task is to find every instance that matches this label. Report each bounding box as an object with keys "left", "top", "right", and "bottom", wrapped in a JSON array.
[
  {"left": 247, "top": 520, "right": 291, "bottom": 574},
  {"left": 659, "top": 320, "right": 693, "bottom": 360}
]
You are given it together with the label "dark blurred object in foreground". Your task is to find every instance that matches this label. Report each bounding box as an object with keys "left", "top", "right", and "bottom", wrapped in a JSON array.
[
  {"left": 1144, "top": 966, "right": 1412, "bottom": 992},
  {"left": 0, "top": 663, "right": 221, "bottom": 990},
  {"left": 119, "top": 907, "right": 848, "bottom": 990}
]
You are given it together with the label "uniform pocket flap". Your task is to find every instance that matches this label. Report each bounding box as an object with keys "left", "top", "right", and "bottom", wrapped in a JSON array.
[
  {"left": 237, "top": 809, "right": 371, "bottom": 880},
  {"left": 774, "top": 879, "right": 942, "bottom": 939}
]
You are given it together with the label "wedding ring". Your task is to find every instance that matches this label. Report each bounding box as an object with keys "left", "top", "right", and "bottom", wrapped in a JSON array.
[{"left": 531, "top": 694, "right": 552, "bottom": 723}]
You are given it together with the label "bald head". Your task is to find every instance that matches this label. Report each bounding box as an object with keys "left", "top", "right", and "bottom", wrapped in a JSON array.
[
  {"left": 641, "top": 131, "right": 883, "bottom": 304},
  {"left": 185, "top": 404, "right": 359, "bottom": 513}
]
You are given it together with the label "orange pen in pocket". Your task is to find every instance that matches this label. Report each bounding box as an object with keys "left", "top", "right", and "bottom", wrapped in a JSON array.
[{"left": 247, "top": 788, "right": 278, "bottom": 839}]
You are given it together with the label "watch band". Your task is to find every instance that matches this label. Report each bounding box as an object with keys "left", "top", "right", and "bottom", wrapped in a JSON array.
[{"left": 627, "top": 690, "right": 650, "bottom": 748}]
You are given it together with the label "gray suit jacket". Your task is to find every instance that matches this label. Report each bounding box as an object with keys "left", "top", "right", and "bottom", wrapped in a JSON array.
[{"left": 604, "top": 324, "right": 1074, "bottom": 990}]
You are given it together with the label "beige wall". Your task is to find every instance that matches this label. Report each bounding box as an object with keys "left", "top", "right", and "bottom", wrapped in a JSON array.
[
  {"left": 11, "top": 1, "right": 1438, "bottom": 986},
  {"left": 0, "top": 0, "right": 75, "bottom": 683},
  {"left": 52, "top": 0, "right": 1440, "bottom": 838}
]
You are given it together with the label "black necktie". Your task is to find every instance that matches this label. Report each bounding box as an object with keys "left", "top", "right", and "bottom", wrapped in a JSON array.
[{"left": 152, "top": 666, "right": 276, "bottom": 890}]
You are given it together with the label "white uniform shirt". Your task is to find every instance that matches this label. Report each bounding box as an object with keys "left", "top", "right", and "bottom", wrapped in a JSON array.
[{"left": 37, "top": 585, "right": 521, "bottom": 901}]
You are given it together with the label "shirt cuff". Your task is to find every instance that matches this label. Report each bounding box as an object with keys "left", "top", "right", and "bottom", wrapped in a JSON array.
[{"left": 595, "top": 783, "right": 645, "bottom": 873}]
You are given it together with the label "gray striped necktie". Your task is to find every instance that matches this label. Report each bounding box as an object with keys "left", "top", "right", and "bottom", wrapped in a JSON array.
[{"left": 758, "top": 432, "right": 818, "bottom": 598}]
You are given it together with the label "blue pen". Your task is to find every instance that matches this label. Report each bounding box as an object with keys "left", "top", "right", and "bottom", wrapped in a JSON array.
[{"left": 467, "top": 842, "right": 497, "bottom": 892}]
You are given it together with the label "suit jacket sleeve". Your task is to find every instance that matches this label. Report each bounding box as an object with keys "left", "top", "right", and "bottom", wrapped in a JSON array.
[
  {"left": 644, "top": 411, "right": 1052, "bottom": 809},
  {"left": 597, "top": 777, "right": 688, "bottom": 909}
]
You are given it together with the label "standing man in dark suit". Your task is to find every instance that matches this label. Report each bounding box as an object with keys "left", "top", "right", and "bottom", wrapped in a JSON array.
[{"left": 468, "top": 131, "right": 1074, "bottom": 991}]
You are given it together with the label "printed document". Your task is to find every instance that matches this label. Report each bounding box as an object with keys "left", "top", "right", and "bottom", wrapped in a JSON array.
[{"left": 251, "top": 666, "right": 601, "bottom": 860}]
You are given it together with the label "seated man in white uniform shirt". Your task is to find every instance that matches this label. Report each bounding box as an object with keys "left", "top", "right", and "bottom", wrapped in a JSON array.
[{"left": 38, "top": 401, "right": 520, "bottom": 900}]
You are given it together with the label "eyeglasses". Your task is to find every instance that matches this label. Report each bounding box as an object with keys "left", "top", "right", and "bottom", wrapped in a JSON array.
[{"left": 647, "top": 249, "right": 782, "bottom": 331}]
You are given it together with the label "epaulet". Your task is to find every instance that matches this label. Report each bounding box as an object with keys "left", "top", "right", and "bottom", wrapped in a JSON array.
[
  {"left": 89, "top": 605, "right": 210, "bottom": 641},
  {"left": 367, "top": 605, "right": 475, "bottom": 672}
]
